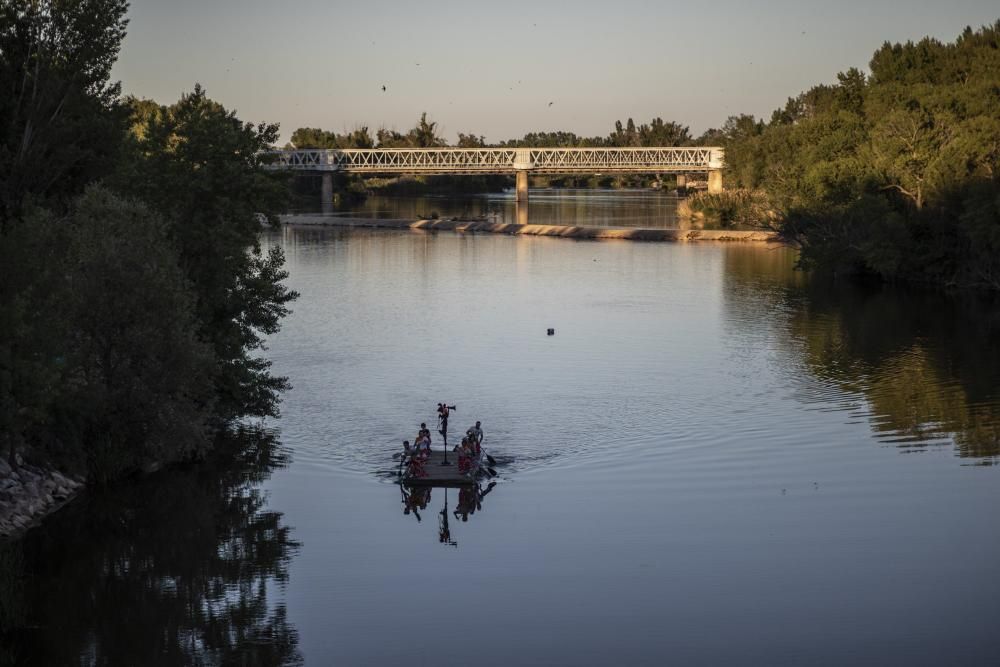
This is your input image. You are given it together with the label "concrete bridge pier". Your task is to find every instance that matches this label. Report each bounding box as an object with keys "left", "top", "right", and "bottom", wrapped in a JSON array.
[
  {"left": 676, "top": 174, "right": 687, "bottom": 189},
  {"left": 516, "top": 200, "right": 529, "bottom": 225},
  {"left": 321, "top": 173, "right": 334, "bottom": 214},
  {"left": 516, "top": 170, "right": 529, "bottom": 204},
  {"left": 708, "top": 170, "right": 723, "bottom": 194}
]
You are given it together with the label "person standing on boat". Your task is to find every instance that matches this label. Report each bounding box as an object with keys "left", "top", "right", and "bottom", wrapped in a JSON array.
[
  {"left": 418, "top": 422, "right": 432, "bottom": 444},
  {"left": 467, "top": 421, "right": 483, "bottom": 453}
]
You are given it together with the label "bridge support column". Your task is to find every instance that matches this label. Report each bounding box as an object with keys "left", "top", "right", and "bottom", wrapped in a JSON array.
[
  {"left": 707, "top": 170, "right": 723, "bottom": 194},
  {"left": 516, "top": 170, "right": 529, "bottom": 204},
  {"left": 321, "top": 173, "right": 334, "bottom": 214},
  {"left": 516, "top": 200, "right": 529, "bottom": 226},
  {"left": 676, "top": 174, "right": 687, "bottom": 189}
]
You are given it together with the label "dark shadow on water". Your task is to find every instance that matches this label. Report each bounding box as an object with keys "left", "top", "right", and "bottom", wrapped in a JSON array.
[{"left": 0, "top": 428, "right": 302, "bottom": 666}]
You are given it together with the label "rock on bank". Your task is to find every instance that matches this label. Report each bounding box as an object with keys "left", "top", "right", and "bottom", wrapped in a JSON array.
[{"left": 0, "top": 457, "right": 84, "bottom": 540}]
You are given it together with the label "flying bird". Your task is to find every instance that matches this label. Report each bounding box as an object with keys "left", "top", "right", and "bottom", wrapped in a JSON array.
[
  {"left": 548, "top": 101, "right": 554, "bottom": 107},
  {"left": 381, "top": 85, "right": 386, "bottom": 92}
]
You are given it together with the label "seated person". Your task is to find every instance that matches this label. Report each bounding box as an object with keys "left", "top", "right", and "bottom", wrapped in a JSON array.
[
  {"left": 413, "top": 433, "right": 431, "bottom": 458},
  {"left": 457, "top": 437, "right": 473, "bottom": 473},
  {"left": 407, "top": 455, "right": 426, "bottom": 477},
  {"left": 418, "top": 423, "right": 432, "bottom": 443},
  {"left": 401, "top": 440, "right": 426, "bottom": 477}
]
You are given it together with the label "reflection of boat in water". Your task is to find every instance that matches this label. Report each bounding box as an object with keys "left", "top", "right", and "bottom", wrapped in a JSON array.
[{"left": 400, "top": 480, "right": 498, "bottom": 546}]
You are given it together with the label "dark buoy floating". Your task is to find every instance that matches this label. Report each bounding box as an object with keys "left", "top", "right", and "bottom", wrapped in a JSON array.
[{"left": 547, "top": 328, "right": 555, "bottom": 336}]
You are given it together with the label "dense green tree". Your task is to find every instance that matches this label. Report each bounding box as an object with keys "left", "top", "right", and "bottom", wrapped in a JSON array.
[
  {"left": 343, "top": 126, "right": 375, "bottom": 148},
  {"left": 408, "top": 112, "right": 446, "bottom": 148},
  {"left": 867, "top": 99, "right": 949, "bottom": 210},
  {"left": 2, "top": 2, "right": 300, "bottom": 482},
  {"left": 609, "top": 118, "right": 640, "bottom": 146},
  {"left": 115, "top": 87, "right": 298, "bottom": 421},
  {"left": 290, "top": 126, "right": 373, "bottom": 149},
  {"left": 289, "top": 127, "right": 340, "bottom": 149},
  {"left": 0, "top": 201, "right": 67, "bottom": 470},
  {"left": 0, "top": 0, "right": 131, "bottom": 470},
  {"left": 497, "top": 130, "right": 603, "bottom": 147},
  {"left": 1, "top": 187, "right": 215, "bottom": 478},
  {"left": 716, "top": 21, "right": 1000, "bottom": 289},
  {"left": 456, "top": 132, "right": 486, "bottom": 147},
  {"left": 609, "top": 117, "right": 690, "bottom": 147},
  {"left": 375, "top": 127, "right": 408, "bottom": 148},
  {"left": 370, "top": 113, "right": 447, "bottom": 148},
  {"left": 49, "top": 188, "right": 214, "bottom": 479},
  {"left": 0, "top": 0, "right": 129, "bottom": 230}
]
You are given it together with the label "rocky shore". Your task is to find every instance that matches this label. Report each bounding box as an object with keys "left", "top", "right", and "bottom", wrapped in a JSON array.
[{"left": 0, "top": 457, "right": 84, "bottom": 540}]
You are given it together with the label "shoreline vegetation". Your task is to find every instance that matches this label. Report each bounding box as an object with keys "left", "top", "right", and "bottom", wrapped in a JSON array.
[{"left": 1, "top": 1, "right": 297, "bottom": 537}]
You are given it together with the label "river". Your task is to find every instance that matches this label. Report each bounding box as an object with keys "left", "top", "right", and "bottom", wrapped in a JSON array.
[{"left": 4, "top": 193, "right": 1000, "bottom": 665}]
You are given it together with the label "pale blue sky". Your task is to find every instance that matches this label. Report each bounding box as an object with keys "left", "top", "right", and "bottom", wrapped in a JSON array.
[{"left": 111, "top": 0, "right": 999, "bottom": 144}]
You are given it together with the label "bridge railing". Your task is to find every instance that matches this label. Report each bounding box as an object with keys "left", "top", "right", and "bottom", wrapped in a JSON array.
[{"left": 265, "top": 147, "right": 724, "bottom": 174}]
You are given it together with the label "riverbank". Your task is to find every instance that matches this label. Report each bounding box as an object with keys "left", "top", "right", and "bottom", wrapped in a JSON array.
[
  {"left": 0, "top": 458, "right": 84, "bottom": 540},
  {"left": 279, "top": 215, "right": 781, "bottom": 242}
]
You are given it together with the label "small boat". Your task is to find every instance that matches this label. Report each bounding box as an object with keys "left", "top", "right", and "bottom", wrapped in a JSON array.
[{"left": 400, "top": 446, "right": 491, "bottom": 487}]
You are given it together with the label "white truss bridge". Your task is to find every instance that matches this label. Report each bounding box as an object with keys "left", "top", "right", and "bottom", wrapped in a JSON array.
[{"left": 266, "top": 147, "right": 724, "bottom": 175}]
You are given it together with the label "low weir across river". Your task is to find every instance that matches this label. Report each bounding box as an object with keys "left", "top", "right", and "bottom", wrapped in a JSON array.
[{"left": 266, "top": 146, "right": 726, "bottom": 206}]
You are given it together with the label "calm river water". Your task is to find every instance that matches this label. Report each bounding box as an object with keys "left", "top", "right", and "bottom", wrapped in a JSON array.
[{"left": 5, "top": 200, "right": 1000, "bottom": 665}]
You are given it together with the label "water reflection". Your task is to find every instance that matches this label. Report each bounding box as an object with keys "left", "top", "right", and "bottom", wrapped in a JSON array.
[
  {"left": 300, "top": 189, "right": 696, "bottom": 229},
  {"left": 786, "top": 283, "right": 1000, "bottom": 461},
  {"left": 721, "top": 248, "right": 1000, "bottom": 463},
  {"left": 0, "top": 429, "right": 302, "bottom": 666},
  {"left": 400, "top": 482, "right": 498, "bottom": 547}
]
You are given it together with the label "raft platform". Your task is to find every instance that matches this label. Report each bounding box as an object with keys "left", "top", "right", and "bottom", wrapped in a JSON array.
[{"left": 402, "top": 450, "right": 484, "bottom": 487}]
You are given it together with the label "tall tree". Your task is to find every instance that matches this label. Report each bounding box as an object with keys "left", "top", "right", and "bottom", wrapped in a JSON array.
[
  {"left": 0, "top": 0, "right": 129, "bottom": 230},
  {"left": 53, "top": 187, "right": 214, "bottom": 479},
  {"left": 116, "top": 88, "right": 298, "bottom": 420},
  {"left": 0, "top": 0, "right": 130, "bottom": 470},
  {"left": 408, "top": 112, "right": 445, "bottom": 148}
]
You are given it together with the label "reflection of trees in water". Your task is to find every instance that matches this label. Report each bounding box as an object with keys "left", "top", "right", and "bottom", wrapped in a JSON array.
[
  {"left": 0, "top": 429, "right": 302, "bottom": 665},
  {"left": 786, "top": 284, "right": 1000, "bottom": 461},
  {"left": 722, "top": 247, "right": 1000, "bottom": 462}
]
